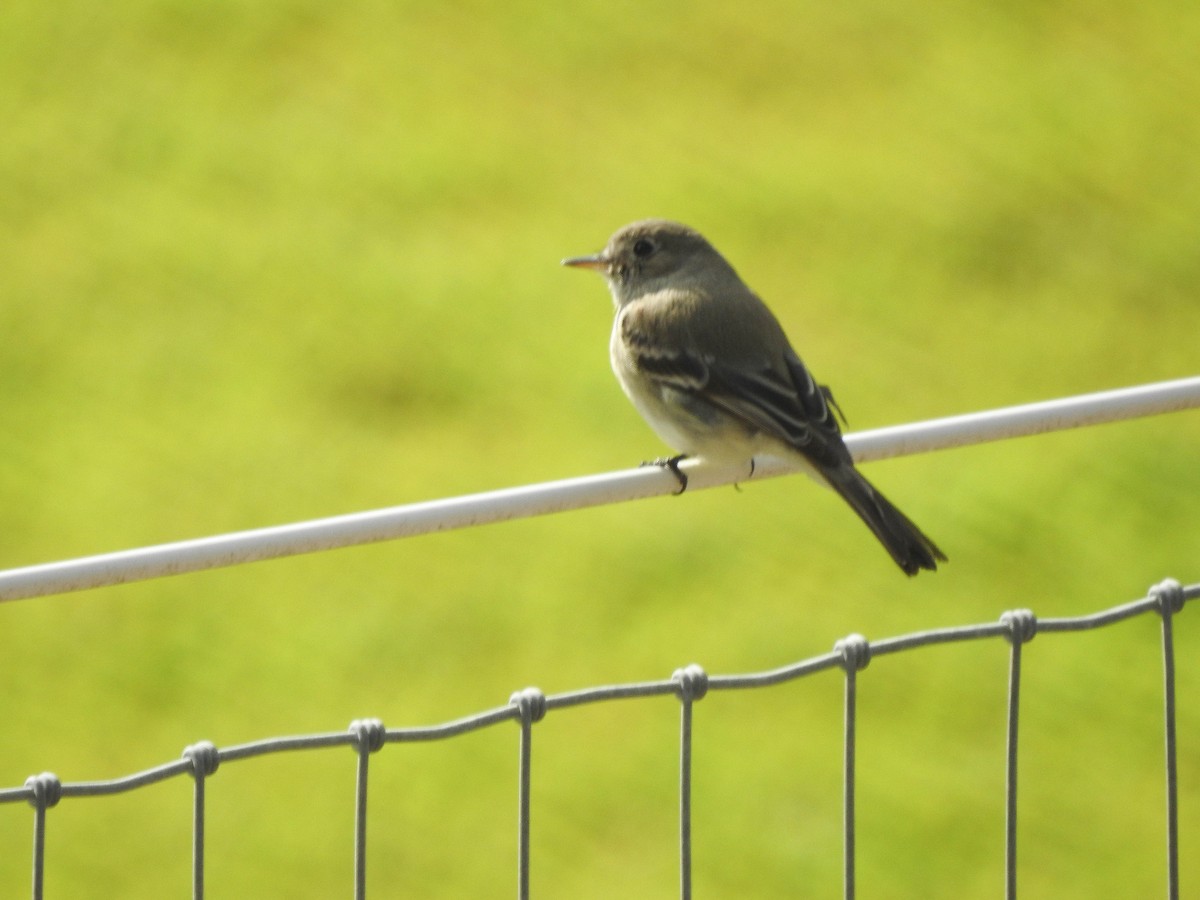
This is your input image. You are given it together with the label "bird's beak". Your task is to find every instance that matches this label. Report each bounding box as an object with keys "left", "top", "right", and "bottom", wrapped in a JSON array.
[{"left": 561, "top": 252, "right": 610, "bottom": 272}]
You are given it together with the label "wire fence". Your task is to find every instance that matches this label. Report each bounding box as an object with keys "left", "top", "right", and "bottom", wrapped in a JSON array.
[{"left": 1, "top": 578, "right": 1194, "bottom": 900}]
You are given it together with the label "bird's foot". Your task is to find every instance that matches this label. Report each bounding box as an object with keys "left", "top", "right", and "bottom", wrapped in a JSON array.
[
  {"left": 732, "top": 457, "right": 756, "bottom": 492},
  {"left": 641, "top": 454, "right": 689, "bottom": 494}
]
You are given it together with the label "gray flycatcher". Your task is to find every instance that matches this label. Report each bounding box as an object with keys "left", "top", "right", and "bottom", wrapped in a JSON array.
[{"left": 563, "top": 218, "right": 946, "bottom": 576}]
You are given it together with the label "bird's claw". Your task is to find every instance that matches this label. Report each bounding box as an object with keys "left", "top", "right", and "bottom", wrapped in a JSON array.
[
  {"left": 641, "top": 454, "right": 689, "bottom": 494},
  {"left": 731, "top": 458, "right": 756, "bottom": 492}
]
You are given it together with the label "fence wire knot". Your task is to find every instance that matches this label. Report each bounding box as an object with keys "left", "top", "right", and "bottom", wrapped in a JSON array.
[
  {"left": 1000, "top": 609, "right": 1038, "bottom": 645},
  {"left": 835, "top": 633, "right": 871, "bottom": 672},
  {"left": 349, "top": 718, "right": 386, "bottom": 754},
  {"left": 1150, "top": 578, "right": 1185, "bottom": 617},
  {"left": 672, "top": 663, "right": 709, "bottom": 703},
  {"left": 509, "top": 688, "right": 547, "bottom": 726},
  {"left": 24, "top": 772, "right": 62, "bottom": 810},
  {"left": 183, "top": 741, "right": 220, "bottom": 778}
]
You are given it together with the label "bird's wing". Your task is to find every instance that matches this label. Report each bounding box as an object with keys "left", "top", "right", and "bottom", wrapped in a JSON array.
[
  {"left": 706, "top": 353, "right": 851, "bottom": 468},
  {"left": 620, "top": 298, "right": 851, "bottom": 469}
]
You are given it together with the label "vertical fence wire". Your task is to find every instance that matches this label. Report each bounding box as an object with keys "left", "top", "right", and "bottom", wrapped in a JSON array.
[
  {"left": 1004, "top": 642, "right": 1020, "bottom": 900},
  {"left": 1001, "top": 610, "right": 1036, "bottom": 900},
  {"left": 354, "top": 750, "right": 368, "bottom": 900},
  {"left": 24, "top": 773, "right": 60, "bottom": 900},
  {"left": 30, "top": 802, "right": 46, "bottom": 900},
  {"left": 843, "top": 667, "right": 857, "bottom": 900},
  {"left": 31, "top": 801, "right": 45, "bottom": 900},
  {"left": 678, "top": 698, "right": 694, "bottom": 900},
  {"left": 349, "top": 720, "right": 385, "bottom": 900},
  {"left": 510, "top": 690, "right": 546, "bottom": 900},
  {"left": 835, "top": 635, "right": 870, "bottom": 900},
  {"left": 1151, "top": 580, "right": 1183, "bottom": 900},
  {"left": 673, "top": 665, "right": 708, "bottom": 900},
  {"left": 517, "top": 714, "right": 532, "bottom": 900},
  {"left": 1161, "top": 610, "right": 1179, "bottom": 900},
  {"left": 191, "top": 774, "right": 206, "bottom": 900},
  {"left": 183, "top": 741, "right": 219, "bottom": 900}
]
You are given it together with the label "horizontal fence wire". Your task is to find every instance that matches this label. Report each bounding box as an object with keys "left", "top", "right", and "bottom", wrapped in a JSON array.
[
  {"left": 0, "top": 376, "right": 1198, "bottom": 602},
  {"left": 3, "top": 579, "right": 1194, "bottom": 899}
]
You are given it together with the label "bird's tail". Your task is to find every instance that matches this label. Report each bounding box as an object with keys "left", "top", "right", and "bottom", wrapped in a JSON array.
[{"left": 824, "top": 465, "right": 947, "bottom": 576}]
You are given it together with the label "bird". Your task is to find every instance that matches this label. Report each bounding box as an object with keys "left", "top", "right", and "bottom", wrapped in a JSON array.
[{"left": 562, "top": 218, "right": 946, "bottom": 576}]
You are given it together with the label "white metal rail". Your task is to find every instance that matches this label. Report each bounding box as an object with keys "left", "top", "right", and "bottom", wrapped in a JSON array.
[{"left": 1, "top": 376, "right": 1198, "bottom": 602}]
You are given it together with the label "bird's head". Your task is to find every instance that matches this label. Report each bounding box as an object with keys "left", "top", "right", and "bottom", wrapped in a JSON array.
[{"left": 563, "top": 219, "right": 735, "bottom": 308}]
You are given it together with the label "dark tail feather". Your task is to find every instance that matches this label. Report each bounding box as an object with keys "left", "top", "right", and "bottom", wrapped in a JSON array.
[{"left": 824, "top": 466, "right": 947, "bottom": 576}]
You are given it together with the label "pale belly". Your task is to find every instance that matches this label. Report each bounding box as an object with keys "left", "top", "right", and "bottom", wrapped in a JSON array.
[{"left": 609, "top": 325, "right": 788, "bottom": 466}]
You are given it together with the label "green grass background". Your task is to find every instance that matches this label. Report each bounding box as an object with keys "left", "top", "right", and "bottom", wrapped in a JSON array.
[{"left": 2, "top": 0, "right": 1199, "bottom": 896}]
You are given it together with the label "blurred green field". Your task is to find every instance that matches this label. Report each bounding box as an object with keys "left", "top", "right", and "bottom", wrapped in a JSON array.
[{"left": 2, "top": 0, "right": 1199, "bottom": 896}]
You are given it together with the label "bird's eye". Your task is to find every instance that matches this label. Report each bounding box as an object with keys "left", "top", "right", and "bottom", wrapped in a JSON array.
[{"left": 632, "top": 238, "right": 655, "bottom": 259}]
